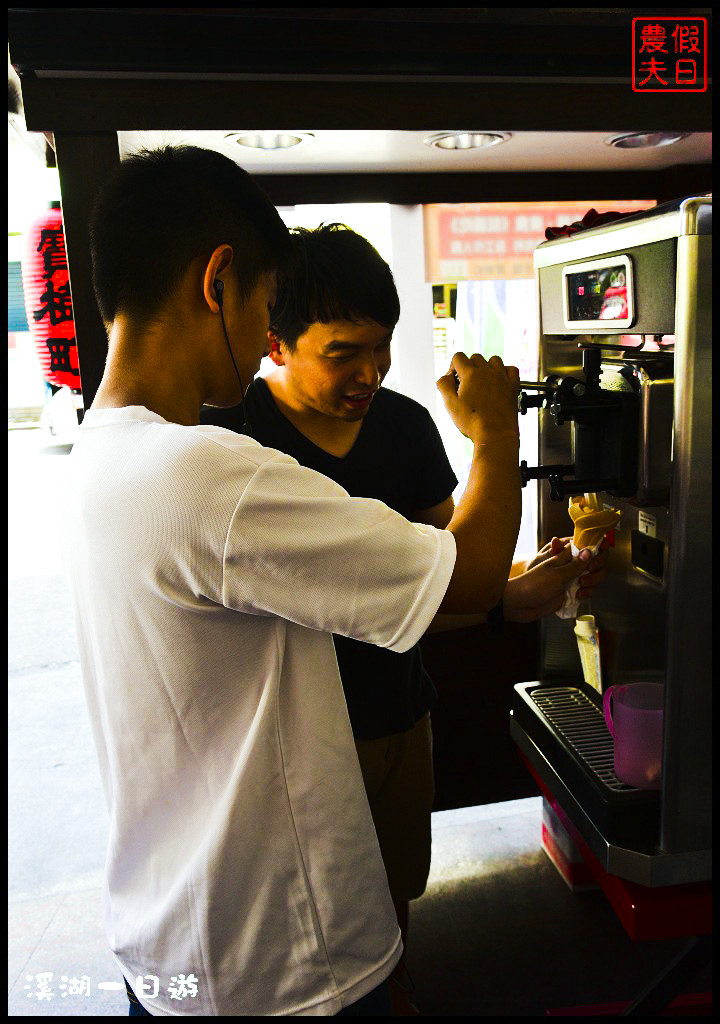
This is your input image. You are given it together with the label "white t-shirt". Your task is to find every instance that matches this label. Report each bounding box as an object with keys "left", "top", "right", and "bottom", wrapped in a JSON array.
[{"left": 61, "top": 406, "right": 456, "bottom": 1016}]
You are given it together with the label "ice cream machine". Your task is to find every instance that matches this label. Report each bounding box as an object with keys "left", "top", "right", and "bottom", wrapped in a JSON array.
[{"left": 510, "top": 197, "right": 711, "bottom": 887}]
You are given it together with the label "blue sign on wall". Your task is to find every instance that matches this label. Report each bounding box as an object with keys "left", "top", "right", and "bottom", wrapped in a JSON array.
[{"left": 8, "top": 261, "right": 29, "bottom": 332}]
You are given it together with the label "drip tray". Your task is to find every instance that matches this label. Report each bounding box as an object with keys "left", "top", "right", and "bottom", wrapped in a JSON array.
[
  {"left": 530, "top": 686, "right": 638, "bottom": 793},
  {"left": 511, "top": 682, "right": 660, "bottom": 846}
]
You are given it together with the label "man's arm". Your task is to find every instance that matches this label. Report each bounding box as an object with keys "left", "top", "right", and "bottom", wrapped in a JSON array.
[
  {"left": 414, "top": 497, "right": 487, "bottom": 631},
  {"left": 415, "top": 483, "right": 607, "bottom": 630},
  {"left": 414, "top": 450, "right": 530, "bottom": 626},
  {"left": 414, "top": 496, "right": 488, "bottom": 633},
  {"left": 415, "top": 495, "right": 529, "bottom": 578},
  {"left": 414, "top": 495, "right": 455, "bottom": 531},
  {"left": 417, "top": 487, "right": 537, "bottom": 614},
  {"left": 424, "top": 352, "right": 593, "bottom": 617}
]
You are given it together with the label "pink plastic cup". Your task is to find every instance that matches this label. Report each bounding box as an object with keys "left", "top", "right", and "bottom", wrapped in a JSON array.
[{"left": 603, "top": 682, "right": 665, "bottom": 790}]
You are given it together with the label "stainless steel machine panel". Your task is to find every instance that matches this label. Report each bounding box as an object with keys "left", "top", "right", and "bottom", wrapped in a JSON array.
[
  {"left": 514, "top": 197, "right": 711, "bottom": 885},
  {"left": 637, "top": 374, "right": 673, "bottom": 505},
  {"left": 539, "top": 239, "right": 676, "bottom": 336}
]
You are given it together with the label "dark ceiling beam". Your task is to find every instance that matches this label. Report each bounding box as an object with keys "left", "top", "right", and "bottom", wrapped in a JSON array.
[
  {"left": 10, "top": 7, "right": 710, "bottom": 80},
  {"left": 18, "top": 74, "right": 711, "bottom": 134},
  {"left": 249, "top": 167, "right": 713, "bottom": 207}
]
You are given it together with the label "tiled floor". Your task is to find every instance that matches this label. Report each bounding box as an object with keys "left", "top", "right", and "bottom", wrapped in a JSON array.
[
  {"left": 9, "top": 889, "right": 126, "bottom": 1016},
  {"left": 405, "top": 800, "right": 711, "bottom": 1017},
  {"left": 9, "top": 797, "right": 710, "bottom": 1016}
]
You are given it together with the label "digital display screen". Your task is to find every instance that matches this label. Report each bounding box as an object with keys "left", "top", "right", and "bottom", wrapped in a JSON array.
[{"left": 566, "top": 263, "right": 629, "bottom": 323}]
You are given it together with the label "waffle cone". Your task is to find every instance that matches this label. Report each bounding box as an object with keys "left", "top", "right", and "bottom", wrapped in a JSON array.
[{"left": 568, "top": 496, "right": 621, "bottom": 551}]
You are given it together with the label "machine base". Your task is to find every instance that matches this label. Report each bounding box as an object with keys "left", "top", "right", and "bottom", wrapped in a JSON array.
[{"left": 511, "top": 682, "right": 711, "bottom": 887}]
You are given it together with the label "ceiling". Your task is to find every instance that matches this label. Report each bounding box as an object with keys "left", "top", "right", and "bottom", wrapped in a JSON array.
[
  {"left": 10, "top": 8, "right": 712, "bottom": 201},
  {"left": 117, "top": 129, "right": 711, "bottom": 176}
]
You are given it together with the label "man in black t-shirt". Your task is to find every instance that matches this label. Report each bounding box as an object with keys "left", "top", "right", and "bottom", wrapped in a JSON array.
[{"left": 201, "top": 224, "right": 607, "bottom": 1013}]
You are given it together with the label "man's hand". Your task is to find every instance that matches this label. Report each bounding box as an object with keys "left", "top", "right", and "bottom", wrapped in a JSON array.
[
  {"left": 503, "top": 541, "right": 608, "bottom": 622},
  {"left": 436, "top": 351, "right": 520, "bottom": 445},
  {"left": 524, "top": 536, "right": 610, "bottom": 601},
  {"left": 524, "top": 536, "right": 570, "bottom": 571}
]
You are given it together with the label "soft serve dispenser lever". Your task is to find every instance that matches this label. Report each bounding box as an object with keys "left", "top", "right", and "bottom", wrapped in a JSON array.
[{"left": 518, "top": 346, "right": 640, "bottom": 502}]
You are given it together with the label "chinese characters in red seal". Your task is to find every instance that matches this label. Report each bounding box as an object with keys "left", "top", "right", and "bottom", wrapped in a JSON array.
[{"left": 632, "top": 17, "right": 708, "bottom": 93}]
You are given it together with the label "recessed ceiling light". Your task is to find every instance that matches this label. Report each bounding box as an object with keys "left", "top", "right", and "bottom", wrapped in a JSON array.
[
  {"left": 605, "top": 132, "right": 689, "bottom": 149},
  {"left": 226, "top": 132, "right": 315, "bottom": 151},
  {"left": 424, "top": 132, "right": 511, "bottom": 150}
]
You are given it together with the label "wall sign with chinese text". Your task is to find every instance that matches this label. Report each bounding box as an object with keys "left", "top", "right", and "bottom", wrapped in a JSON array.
[
  {"left": 633, "top": 17, "right": 708, "bottom": 92},
  {"left": 21, "top": 204, "right": 82, "bottom": 391},
  {"left": 423, "top": 201, "right": 655, "bottom": 283}
]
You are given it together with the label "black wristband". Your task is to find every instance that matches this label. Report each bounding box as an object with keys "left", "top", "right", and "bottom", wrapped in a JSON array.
[{"left": 488, "top": 595, "right": 505, "bottom": 635}]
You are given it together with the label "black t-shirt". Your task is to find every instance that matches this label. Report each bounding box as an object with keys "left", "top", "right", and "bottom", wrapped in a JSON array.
[{"left": 200, "top": 378, "right": 458, "bottom": 739}]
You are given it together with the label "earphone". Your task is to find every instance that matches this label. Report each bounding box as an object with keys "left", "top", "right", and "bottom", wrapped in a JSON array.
[{"left": 214, "top": 278, "right": 251, "bottom": 432}]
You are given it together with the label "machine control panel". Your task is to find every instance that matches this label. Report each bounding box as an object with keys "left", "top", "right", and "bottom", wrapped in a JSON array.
[{"left": 562, "top": 254, "right": 635, "bottom": 330}]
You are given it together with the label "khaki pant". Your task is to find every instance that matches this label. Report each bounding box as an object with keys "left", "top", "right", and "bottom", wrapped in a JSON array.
[{"left": 354, "top": 712, "right": 435, "bottom": 902}]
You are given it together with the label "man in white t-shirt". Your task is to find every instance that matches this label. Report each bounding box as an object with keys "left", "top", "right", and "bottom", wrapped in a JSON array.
[{"left": 63, "top": 145, "right": 595, "bottom": 1016}]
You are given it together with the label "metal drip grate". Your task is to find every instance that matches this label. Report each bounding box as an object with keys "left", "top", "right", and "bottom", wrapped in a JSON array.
[{"left": 530, "top": 686, "right": 639, "bottom": 792}]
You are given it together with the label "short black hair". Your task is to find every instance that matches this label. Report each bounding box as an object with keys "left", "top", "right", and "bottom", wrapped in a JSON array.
[
  {"left": 90, "top": 145, "right": 291, "bottom": 324},
  {"left": 270, "top": 223, "right": 400, "bottom": 349}
]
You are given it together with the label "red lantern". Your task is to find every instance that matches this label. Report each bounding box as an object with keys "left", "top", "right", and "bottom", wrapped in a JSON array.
[{"left": 21, "top": 202, "right": 82, "bottom": 392}]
